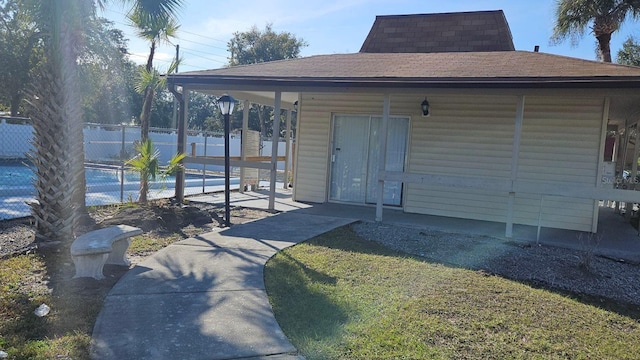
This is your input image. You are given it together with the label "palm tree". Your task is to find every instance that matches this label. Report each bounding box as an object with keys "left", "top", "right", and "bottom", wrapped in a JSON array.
[
  {"left": 552, "top": 0, "right": 640, "bottom": 62},
  {"left": 23, "top": 0, "right": 96, "bottom": 242},
  {"left": 22, "top": 0, "right": 182, "bottom": 243},
  {"left": 126, "top": 139, "right": 184, "bottom": 204},
  {"left": 127, "top": 1, "right": 181, "bottom": 142}
]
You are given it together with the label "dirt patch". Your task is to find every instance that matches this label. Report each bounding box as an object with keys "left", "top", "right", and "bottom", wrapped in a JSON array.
[{"left": 1, "top": 199, "right": 274, "bottom": 299}]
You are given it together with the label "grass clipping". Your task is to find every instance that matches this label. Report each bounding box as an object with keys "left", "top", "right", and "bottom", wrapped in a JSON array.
[{"left": 265, "top": 226, "right": 640, "bottom": 360}]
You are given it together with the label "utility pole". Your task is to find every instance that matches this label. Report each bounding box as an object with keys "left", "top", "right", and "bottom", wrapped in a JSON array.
[{"left": 171, "top": 44, "right": 180, "bottom": 129}]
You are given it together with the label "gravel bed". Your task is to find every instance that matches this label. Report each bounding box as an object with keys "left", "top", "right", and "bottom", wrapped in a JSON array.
[
  {"left": 353, "top": 221, "right": 640, "bottom": 306},
  {"left": 0, "top": 218, "right": 37, "bottom": 258}
]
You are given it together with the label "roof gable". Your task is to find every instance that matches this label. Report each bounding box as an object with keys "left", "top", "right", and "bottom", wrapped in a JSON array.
[{"left": 359, "top": 10, "right": 515, "bottom": 53}]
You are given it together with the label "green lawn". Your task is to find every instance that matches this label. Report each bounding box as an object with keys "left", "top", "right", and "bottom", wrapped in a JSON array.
[
  {"left": 0, "top": 231, "right": 178, "bottom": 359},
  {"left": 265, "top": 226, "right": 640, "bottom": 360}
]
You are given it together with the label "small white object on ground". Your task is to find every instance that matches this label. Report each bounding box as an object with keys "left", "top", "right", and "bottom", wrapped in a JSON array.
[
  {"left": 34, "top": 303, "right": 50, "bottom": 317},
  {"left": 0, "top": 350, "right": 8, "bottom": 358}
]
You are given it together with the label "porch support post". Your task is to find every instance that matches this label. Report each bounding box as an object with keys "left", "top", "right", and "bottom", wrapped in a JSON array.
[
  {"left": 175, "top": 88, "right": 189, "bottom": 202},
  {"left": 506, "top": 95, "right": 525, "bottom": 238},
  {"left": 239, "top": 100, "right": 250, "bottom": 193},
  {"left": 376, "top": 94, "right": 391, "bottom": 222},
  {"left": 627, "top": 120, "right": 640, "bottom": 220},
  {"left": 269, "top": 91, "right": 282, "bottom": 210},
  {"left": 592, "top": 97, "right": 610, "bottom": 232},
  {"left": 284, "top": 108, "right": 292, "bottom": 189}
]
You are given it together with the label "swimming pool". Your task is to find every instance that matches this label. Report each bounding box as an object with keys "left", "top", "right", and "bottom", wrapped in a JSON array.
[{"left": 0, "top": 162, "right": 240, "bottom": 219}]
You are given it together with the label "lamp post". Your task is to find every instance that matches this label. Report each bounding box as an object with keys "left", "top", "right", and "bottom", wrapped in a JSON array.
[{"left": 217, "top": 93, "right": 235, "bottom": 227}]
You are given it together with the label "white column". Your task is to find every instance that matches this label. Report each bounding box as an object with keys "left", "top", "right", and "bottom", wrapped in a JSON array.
[
  {"left": 506, "top": 95, "right": 525, "bottom": 238},
  {"left": 592, "top": 97, "right": 610, "bottom": 232},
  {"left": 240, "top": 100, "right": 250, "bottom": 193},
  {"left": 375, "top": 94, "right": 391, "bottom": 222},
  {"left": 269, "top": 91, "right": 282, "bottom": 210},
  {"left": 284, "top": 108, "right": 292, "bottom": 189}
]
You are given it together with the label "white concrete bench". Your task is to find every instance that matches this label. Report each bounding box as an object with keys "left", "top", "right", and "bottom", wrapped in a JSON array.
[{"left": 70, "top": 225, "right": 143, "bottom": 280}]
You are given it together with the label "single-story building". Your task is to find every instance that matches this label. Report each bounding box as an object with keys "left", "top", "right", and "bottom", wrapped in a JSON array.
[{"left": 168, "top": 10, "right": 640, "bottom": 237}]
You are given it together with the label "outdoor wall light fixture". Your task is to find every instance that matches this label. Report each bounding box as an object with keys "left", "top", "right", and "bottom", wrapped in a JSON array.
[
  {"left": 217, "top": 93, "right": 236, "bottom": 227},
  {"left": 293, "top": 100, "right": 298, "bottom": 112},
  {"left": 421, "top": 97, "right": 430, "bottom": 117}
]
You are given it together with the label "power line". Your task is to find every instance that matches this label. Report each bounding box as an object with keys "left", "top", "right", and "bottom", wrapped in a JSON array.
[
  {"left": 102, "top": 7, "right": 228, "bottom": 50},
  {"left": 177, "top": 36, "right": 227, "bottom": 51},
  {"left": 179, "top": 28, "right": 227, "bottom": 44},
  {"left": 181, "top": 49, "right": 227, "bottom": 65},
  {"left": 180, "top": 46, "right": 227, "bottom": 59}
]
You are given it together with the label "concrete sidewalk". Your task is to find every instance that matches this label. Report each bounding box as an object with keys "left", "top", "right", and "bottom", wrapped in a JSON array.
[{"left": 91, "top": 211, "right": 354, "bottom": 359}]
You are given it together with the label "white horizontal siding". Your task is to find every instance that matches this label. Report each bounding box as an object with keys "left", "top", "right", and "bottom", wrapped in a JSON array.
[
  {"left": 404, "top": 95, "right": 517, "bottom": 222},
  {"left": 293, "top": 92, "right": 605, "bottom": 233},
  {"left": 514, "top": 96, "right": 604, "bottom": 232},
  {"left": 293, "top": 95, "right": 331, "bottom": 203},
  {"left": 294, "top": 93, "right": 395, "bottom": 203}
]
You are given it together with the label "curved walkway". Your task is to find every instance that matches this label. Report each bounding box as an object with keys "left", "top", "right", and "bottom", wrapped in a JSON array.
[{"left": 91, "top": 211, "right": 354, "bottom": 359}]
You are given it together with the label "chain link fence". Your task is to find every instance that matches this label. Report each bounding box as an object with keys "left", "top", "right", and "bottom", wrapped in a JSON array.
[{"left": 1, "top": 117, "right": 289, "bottom": 220}]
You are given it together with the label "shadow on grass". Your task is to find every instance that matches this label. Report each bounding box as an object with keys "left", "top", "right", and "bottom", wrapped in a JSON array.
[
  {"left": 298, "top": 224, "right": 640, "bottom": 322},
  {"left": 265, "top": 251, "right": 348, "bottom": 350}
]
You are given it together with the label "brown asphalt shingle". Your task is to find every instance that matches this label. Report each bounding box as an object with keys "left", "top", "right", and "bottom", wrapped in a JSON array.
[
  {"left": 176, "top": 51, "right": 640, "bottom": 80},
  {"left": 359, "top": 11, "right": 515, "bottom": 53}
]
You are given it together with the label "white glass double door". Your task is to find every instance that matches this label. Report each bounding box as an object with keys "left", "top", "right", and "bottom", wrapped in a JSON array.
[{"left": 329, "top": 114, "right": 409, "bottom": 206}]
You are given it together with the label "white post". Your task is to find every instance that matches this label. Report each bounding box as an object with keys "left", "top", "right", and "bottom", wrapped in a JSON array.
[
  {"left": 506, "top": 95, "right": 525, "bottom": 238},
  {"left": 240, "top": 100, "right": 250, "bottom": 193},
  {"left": 269, "top": 92, "right": 282, "bottom": 210},
  {"left": 376, "top": 94, "right": 391, "bottom": 222},
  {"left": 284, "top": 109, "right": 292, "bottom": 189},
  {"left": 592, "top": 97, "right": 610, "bottom": 232}
]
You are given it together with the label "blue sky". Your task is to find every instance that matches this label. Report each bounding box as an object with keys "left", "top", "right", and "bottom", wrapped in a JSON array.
[{"left": 102, "top": 0, "right": 640, "bottom": 72}]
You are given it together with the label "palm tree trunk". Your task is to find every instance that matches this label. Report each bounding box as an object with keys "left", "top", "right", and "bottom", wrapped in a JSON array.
[
  {"left": 25, "top": 1, "right": 88, "bottom": 243},
  {"left": 139, "top": 171, "right": 149, "bottom": 204},
  {"left": 140, "top": 86, "right": 153, "bottom": 142},
  {"left": 597, "top": 32, "right": 613, "bottom": 62}
]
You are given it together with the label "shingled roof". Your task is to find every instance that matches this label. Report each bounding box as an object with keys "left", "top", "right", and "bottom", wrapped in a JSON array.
[
  {"left": 360, "top": 10, "right": 515, "bottom": 53},
  {"left": 171, "top": 51, "right": 640, "bottom": 89}
]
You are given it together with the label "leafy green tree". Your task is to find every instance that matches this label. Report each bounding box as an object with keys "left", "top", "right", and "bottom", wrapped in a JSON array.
[
  {"left": 552, "top": 0, "right": 640, "bottom": 62},
  {"left": 227, "top": 24, "right": 306, "bottom": 138},
  {"left": 228, "top": 23, "right": 308, "bottom": 66},
  {"left": 187, "top": 92, "right": 216, "bottom": 130},
  {"left": 79, "top": 18, "right": 141, "bottom": 124},
  {"left": 617, "top": 35, "right": 640, "bottom": 65},
  {"left": 0, "top": 0, "right": 41, "bottom": 116},
  {"left": 149, "top": 89, "right": 175, "bottom": 128}
]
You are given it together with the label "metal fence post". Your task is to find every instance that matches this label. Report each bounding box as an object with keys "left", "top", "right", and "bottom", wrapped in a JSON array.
[{"left": 120, "top": 124, "right": 126, "bottom": 202}]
